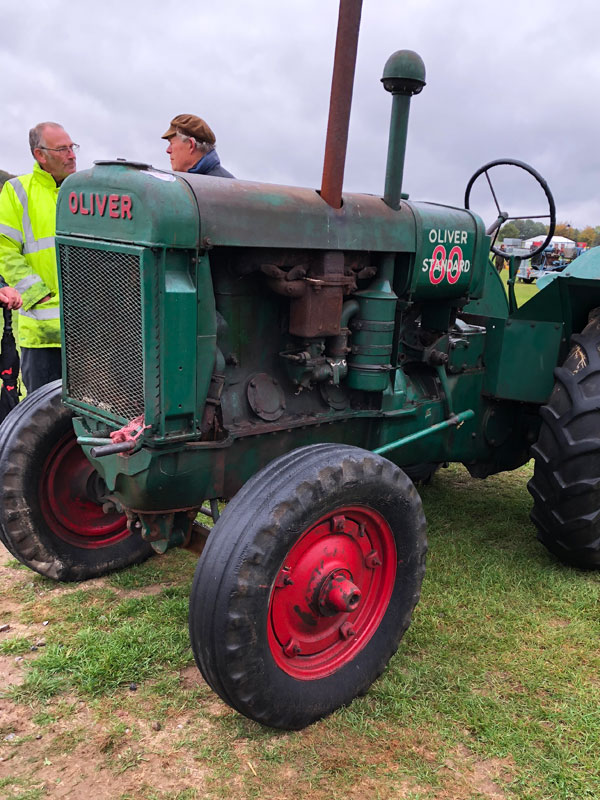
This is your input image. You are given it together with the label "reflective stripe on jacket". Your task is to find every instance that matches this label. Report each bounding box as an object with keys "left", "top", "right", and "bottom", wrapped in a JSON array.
[{"left": 0, "top": 162, "right": 61, "bottom": 348}]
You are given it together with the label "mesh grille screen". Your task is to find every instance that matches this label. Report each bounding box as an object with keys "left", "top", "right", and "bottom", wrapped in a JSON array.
[{"left": 59, "top": 245, "right": 144, "bottom": 421}]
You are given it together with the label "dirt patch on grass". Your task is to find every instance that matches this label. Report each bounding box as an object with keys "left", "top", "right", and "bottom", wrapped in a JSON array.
[
  {"left": 442, "top": 744, "right": 515, "bottom": 799},
  {"left": 0, "top": 543, "right": 239, "bottom": 798},
  {"left": 548, "top": 617, "right": 570, "bottom": 628},
  {"left": 0, "top": 533, "right": 565, "bottom": 800},
  {"left": 0, "top": 657, "right": 25, "bottom": 690},
  {"left": 4, "top": 737, "right": 210, "bottom": 800},
  {"left": 180, "top": 664, "right": 205, "bottom": 691},
  {"left": 283, "top": 723, "right": 515, "bottom": 800}
]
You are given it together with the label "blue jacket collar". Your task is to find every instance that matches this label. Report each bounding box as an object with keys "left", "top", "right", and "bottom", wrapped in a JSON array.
[{"left": 188, "top": 149, "right": 221, "bottom": 175}]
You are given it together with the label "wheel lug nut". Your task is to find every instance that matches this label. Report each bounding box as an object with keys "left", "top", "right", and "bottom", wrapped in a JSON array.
[
  {"left": 331, "top": 515, "right": 346, "bottom": 532},
  {"left": 318, "top": 572, "right": 362, "bottom": 615},
  {"left": 283, "top": 638, "right": 301, "bottom": 658},
  {"left": 275, "top": 567, "right": 294, "bottom": 587},
  {"left": 365, "top": 550, "right": 381, "bottom": 569},
  {"left": 339, "top": 622, "right": 356, "bottom": 640}
]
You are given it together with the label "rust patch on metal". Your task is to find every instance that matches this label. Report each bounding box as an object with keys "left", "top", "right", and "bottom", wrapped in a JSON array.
[{"left": 320, "top": 0, "right": 364, "bottom": 208}]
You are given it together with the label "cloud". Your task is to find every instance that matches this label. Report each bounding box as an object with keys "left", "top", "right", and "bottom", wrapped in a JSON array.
[{"left": 3, "top": 0, "right": 599, "bottom": 226}]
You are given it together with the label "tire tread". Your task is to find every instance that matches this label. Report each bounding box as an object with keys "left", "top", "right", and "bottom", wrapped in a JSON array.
[
  {"left": 190, "top": 444, "right": 427, "bottom": 729},
  {"left": 528, "top": 312, "right": 600, "bottom": 567}
]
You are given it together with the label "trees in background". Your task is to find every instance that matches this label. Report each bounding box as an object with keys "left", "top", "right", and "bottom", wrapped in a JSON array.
[
  {"left": 577, "top": 226, "right": 600, "bottom": 247},
  {"left": 500, "top": 219, "right": 600, "bottom": 248},
  {"left": 500, "top": 219, "right": 549, "bottom": 242}
]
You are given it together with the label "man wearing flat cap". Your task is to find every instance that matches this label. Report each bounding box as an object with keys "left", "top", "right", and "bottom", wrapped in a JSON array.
[{"left": 162, "top": 114, "right": 234, "bottom": 178}]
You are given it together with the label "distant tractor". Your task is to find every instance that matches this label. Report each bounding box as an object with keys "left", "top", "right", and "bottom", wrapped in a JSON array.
[{"left": 1, "top": 1, "right": 599, "bottom": 729}]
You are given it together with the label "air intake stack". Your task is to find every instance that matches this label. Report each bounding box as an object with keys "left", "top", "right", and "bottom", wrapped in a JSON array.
[{"left": 381, "top": 50, "right": 426, "bottom": 209}]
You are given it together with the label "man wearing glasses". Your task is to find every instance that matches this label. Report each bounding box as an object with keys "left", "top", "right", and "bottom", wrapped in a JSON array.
[{"left": 0, "top": 122, "right": 78, "bottom": 391}]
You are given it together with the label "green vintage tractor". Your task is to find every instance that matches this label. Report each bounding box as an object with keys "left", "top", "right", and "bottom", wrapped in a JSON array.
[{"left": 1, "top": 4, "right": 599, "bottom": 730}]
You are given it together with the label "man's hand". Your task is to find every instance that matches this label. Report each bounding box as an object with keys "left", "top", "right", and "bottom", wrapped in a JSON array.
[{"left": 0, "top": 286, "right": 23, "bottom": 310}]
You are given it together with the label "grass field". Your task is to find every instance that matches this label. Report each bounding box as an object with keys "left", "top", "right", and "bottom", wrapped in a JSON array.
[
  {"left": 4, "top": 267, "right": 596, "bottom": 799},
  {"left": 1, "top": 462, "right": 599, "bottom": 800},
  {"left": 3, "top": 269, "right": 597, "bottom": 800}
]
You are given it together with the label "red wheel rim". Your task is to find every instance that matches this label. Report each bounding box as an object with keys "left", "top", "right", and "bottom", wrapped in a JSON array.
[
  {"left": 268, "top": 505, "right": 397, "bottom": 680},
  {"left": 39, "top": 431, "right": 129, "bottom": 549}
]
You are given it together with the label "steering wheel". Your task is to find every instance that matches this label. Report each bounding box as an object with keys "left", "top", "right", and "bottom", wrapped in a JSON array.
[{"left": 464, "top": 159, "right": 556, "bottom": 259}]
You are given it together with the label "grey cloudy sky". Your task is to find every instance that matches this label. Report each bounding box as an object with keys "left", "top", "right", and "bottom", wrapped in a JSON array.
[{"left": 3, "top": 0, "right": 599, "bottom": 229}]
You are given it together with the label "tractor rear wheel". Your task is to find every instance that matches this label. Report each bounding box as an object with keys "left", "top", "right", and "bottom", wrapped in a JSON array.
[
  {"left": 0, "top": 380, "right": 154, "bottom": 581},
  {"left": 403, "top": 462, "right": 440, "bottom": 485},
  {"left": 529, "top": 311, "right": 600, "bottom": 568},
  {"left": 189, "top": 444, "right": 427, "bottom": 729}
]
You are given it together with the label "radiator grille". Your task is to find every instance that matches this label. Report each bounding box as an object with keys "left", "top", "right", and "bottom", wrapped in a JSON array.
[{"left": 59, "top": 245, "right": 144, "bottom": 421}]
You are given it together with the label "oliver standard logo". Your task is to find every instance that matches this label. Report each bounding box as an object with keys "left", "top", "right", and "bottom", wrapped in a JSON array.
[
  {"left": 422, "top": 228, "right": 471, "bottom": 285},
  {"left": 68, "top": 193, "right": 133, "bottom": 220}
]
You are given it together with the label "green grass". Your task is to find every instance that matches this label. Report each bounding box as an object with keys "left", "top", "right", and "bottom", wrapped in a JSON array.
[
  {"left": 106, "top": 547, "right": 197, "bottom": 590},
  {"left": 0, "top": 636, "right": 32, "bottom": 656},
  {"left": 507, "top": 272, "right": 539, "bottom": 303},
  {"left": 2, "top": 462, "right": 599, "bottom": 799},
  {"left": 8, "top": 585, "right": 192, "bottom": 702},
  {"left": 4, "top": 273, "right": 598, "bottom": 799},
  {"left": 377, "top": 463, "right": 600, "bottom": 798},
  {"left": 0, "top": 779, "right": 45, "bottom": 800},
  {"left": 499, "top": 266, "right": 539, "bottom": 305}
]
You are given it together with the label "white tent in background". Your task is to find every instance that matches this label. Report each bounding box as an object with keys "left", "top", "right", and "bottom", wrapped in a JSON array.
[{"left": 523, "top": 235, "right": 575, "bottom": 249}]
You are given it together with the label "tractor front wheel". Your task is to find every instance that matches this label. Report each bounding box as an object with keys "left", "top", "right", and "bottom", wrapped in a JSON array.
[
  {"left": 0, "top": 380, "right": 154, "bottom": 581},
  {"left": 189, "top": 444, "right": 427, "bottom": 729},
  {"left": 529, "top": 311, "right": 600, "bottom": 567}
]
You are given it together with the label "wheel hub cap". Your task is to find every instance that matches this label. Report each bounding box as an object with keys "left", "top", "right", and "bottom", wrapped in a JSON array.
[
  {"left": 268, "top": 506, "right": 396, "bottom": 679},
  {"left": 39, "top": 431, "right": 129, "bottom": 549},
  {"left": 317, "top": 570, "right": 362, "bottom": 616}
]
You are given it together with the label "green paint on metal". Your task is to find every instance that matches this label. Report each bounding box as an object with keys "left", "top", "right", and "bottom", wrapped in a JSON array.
[
  {"left": 347, "top": 253, "right": 397, "bottom": 391},
  {"left": 381, "top": 49, "right": 426, "bottom": 209},
  {"left": 381, "top": 49, "right": 427, "bottom": 87},
  {"left": 506, "top": 255, "right": 520, "bottom": 314},
  {"left": 410, "top": 205, "right": 485, "bottom": 301},
  {"left": 462, "top": 260, "right": 509, "bottom": 318},
  {"left": 383, "top": 93, "right": 411, "bottom": 210},
  {"left": 374, "top": 409, "right": 475, "bottom": 456},
  {"left": 54, "top": 159, "right": 600, "bottom": 532},
  {"left": 182, "top": 174, "right": 418, "bottom": 252},
  {"left": 484, "top": 317, "right": 563, "bottom": 403},
  {"left": 58, "top": 163, "right": 199, "bottom": 248}
]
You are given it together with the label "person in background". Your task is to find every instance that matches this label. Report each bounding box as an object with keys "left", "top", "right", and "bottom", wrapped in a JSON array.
[
  {"left": 530, "top": 242, "right": 543, "bottom": 268},
  {"left": 0, "top": 276, "right": 22, "bottom": 422},
  {"left": 161, "top": 114, "right": 234, "bottom": 178},
  {"left": 494, "top": 243, "right": 507, "bottom": 273},
  {"left": 0, "top": 122, "right": 78, "bottom": 391}
]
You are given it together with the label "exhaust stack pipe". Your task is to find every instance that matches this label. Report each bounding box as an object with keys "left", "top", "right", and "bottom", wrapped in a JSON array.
[
  {"left": 320, "top": 0, "right": 363, "bottom": 209},
  {"left": 381, "top": 50, "right": 426, "bottom": 210}
]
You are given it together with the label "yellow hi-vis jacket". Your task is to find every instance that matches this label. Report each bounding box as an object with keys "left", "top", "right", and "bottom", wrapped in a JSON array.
[{"left": 0, "top": 161, "right": 61, "bottom": 348}]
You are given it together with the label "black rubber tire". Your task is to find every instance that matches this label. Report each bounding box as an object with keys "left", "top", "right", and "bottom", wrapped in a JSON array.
[
  {"left": 403, "top": 462, "right": 440, "bottom": 485},
  {"left": 189, "top": 444, "right": 427, "bottom": 729},
  {"left": 0, "top": 380, "right": 154, "bottom": 581},
  {"left": 529, "top": 312, "right": 600, "bottom": 568}
]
